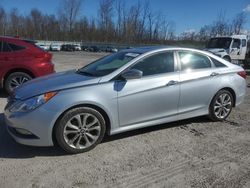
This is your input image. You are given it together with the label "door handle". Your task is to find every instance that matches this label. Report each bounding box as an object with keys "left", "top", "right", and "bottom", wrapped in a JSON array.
[
  {"left": 166, "top": 80, "right": 178, "bottom": 86},
  {"left": 210, "top": 72, "right": 219, "bottom": 77}
]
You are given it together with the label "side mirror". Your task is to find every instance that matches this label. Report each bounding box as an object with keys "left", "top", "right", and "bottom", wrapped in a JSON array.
[{"left": 121, "top": 69, "right": 143, "bottom": 80}]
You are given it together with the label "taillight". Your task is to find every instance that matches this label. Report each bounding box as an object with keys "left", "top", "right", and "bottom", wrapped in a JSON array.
[
  {"left": 35, "top": 52, "right": 52, "bottom": 61},
  {"left": 44, "top": 52, "right": 52, "bottom": 61},
  {"left": 237, "top": 70, "right": 247, "bottom": 79}
]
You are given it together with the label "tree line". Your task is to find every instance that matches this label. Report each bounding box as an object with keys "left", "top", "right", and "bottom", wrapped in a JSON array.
[
  {"left": 181, "top": 11, "right": 247, "bottom": 41},
  {"left": 0, "top": 0, "right": 248, "bottom": 44}
]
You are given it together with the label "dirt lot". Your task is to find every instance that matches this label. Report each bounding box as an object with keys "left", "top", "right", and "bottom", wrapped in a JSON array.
[{"left": 0, "top": 52, "right": 250, "bottom": 188}]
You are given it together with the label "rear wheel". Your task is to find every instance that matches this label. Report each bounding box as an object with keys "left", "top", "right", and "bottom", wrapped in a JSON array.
[
  {"left": 209, "top": 90, "right": 234, "bottom": 121},
  {"left": 4, "top": 72, "right": 32, "bottom": 94},
  {"left": 55, "top": 107, "right": 106, "bottom": 154}
]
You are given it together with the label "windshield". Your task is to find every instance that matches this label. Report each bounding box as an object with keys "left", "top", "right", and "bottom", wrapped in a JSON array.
[
  {"left": 207, "top": 37, "right": 232, "bottom": 49},
  {"left": 77, "top": 51, "right": 141, "bottom": 77}
]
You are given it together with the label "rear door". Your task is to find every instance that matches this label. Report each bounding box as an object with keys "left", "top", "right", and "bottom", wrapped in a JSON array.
[
  {"left": 177, "top": 51, "right": 221, "bottom": 119},
  {"left": 239, "top": 38, "right": 247, "bottom": 60},
  {"left": 117, "top": 51, "right": 180, "bottom": 127},
  {"left": 230, "top": 38, "right": 241, "bottom": 60}
]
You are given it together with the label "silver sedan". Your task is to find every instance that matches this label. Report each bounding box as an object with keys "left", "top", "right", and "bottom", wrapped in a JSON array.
[{"left": 4, "top": 47, "right": 247, "bottom": 153}]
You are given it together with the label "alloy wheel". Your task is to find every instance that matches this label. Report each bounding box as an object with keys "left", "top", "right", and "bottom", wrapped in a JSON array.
[
  {"left": 63, "top": 113, "right": 101, "bottom": 149},
  {"left": 214, "top": 93, "right": 232, "bottom": 119},
  {"left": 10, "top": 75, "right": 30, "bottom": 90}
]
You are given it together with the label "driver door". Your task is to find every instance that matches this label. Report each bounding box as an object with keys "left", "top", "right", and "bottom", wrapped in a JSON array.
[
  {"left": 116, "top": 51, "right": 180, "bottom": 127},
  {"left": 230, "top": 38, "right": 241, "bottom": 60}
]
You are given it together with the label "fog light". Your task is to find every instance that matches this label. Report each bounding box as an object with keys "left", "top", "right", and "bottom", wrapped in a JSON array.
[{"left": 15, "top": 128, "right": 33, "bottom": 135}]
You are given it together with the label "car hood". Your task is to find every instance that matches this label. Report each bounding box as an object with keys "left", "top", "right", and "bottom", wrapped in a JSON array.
[
  {"left": 14, "top": 70, "right": 101, "bottom": 100},
  {"left": 205, "top": 48, "right": 226, "bottom": 54}
]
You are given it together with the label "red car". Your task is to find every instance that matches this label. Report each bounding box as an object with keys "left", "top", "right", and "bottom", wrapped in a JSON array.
[{"left": 0, "top": 36, "right": 55, "bottom": 94}]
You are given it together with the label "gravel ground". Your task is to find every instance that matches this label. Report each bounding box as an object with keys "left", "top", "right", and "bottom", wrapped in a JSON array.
[{"left": 0, "top": 52, "right": 250, "bottom": 188}]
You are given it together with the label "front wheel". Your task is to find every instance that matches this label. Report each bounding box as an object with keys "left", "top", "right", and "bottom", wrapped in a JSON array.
[
  {"left": 209, "top": 90, "right": 234, "bottom": 121},
  {"left": 55, "top": 107, "right": 106, "bottom": 154},
  {"left": 223, "top": 56, "right": 231, "bottom": 62}
]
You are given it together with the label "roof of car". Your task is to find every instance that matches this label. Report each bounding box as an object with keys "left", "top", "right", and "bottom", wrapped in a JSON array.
[
  {"left": 122, "top": 45, "right": 179, "bottom": 54},
  {"left": 0, "top": 36, "right": 37, "bottom": 43}
]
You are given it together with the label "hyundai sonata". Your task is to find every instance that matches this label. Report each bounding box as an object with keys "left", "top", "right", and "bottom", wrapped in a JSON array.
[{"left": 4, "top": 47, "right": 246, "bottom": 153}]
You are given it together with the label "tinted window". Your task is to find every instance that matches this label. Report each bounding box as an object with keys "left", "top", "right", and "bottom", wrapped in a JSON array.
[
  {"left": 179, "top": 52, "right": 211, "bottom": 70},
  {"left": 232, "top": 39, "right": 240, "bottom": 48},
  {"left": 8, "top": 43, "right": 25, "bottom": 51},
  {"left": 131, "top": 52, "right": 175, "bottom": 76},
  {"left": 0, "top": 41, "right": 12, "bottom": 52},
  {"left": 242, "top": 39, "right": 247, "bottom": 47},
  {"left": 211, "top": 58, "right": 227, "bottom": 68},
  {"left": 207, "top": 37, "right": 232, "bottom": 49}
]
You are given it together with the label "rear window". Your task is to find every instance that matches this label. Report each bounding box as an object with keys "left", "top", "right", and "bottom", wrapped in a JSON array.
[
  {"left": 0, "top": 41, "right": 26, "bottom": 52},
  {"left": 178, "top": 51, "right": 212, "bottom": 70},
  {"left": 0, "top": 41, "right": 12, "bottom": 52},
  {"left": 8, "top": 43, "right": 25, "bottom": 51},
  {"left": 211, "top": 58, "right": 227, "bottom": 68},
  {"left": 242, "top": 39, "right": 247, "bottom": 47}
]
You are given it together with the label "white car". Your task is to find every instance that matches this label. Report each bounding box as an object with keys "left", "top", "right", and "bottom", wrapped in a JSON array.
[
  {"left": 74, "top": 44, "right": 81, "bottom": 51},
  {"left": 50, "top": 44, "right": 61, "bottom": 51},
  {"left": 37, "top": 44, "right": 50, "bottom": 51},
  {"left": 206, "top": 35, "right": 248, "bottom": 65}
]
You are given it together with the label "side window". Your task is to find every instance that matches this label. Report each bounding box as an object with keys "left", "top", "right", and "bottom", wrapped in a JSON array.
[
  {"left": 211, "top": 58, "right": 227, "bottom": 68},
  {"left": 2, "top": 42, "right": 12, "bottom": 52},
  {"left": 131, "top": 52, "right": 175, "bottom": 76},
  {"left": 242, "top": 39, "right": 246, "bottom": 47},
  {"left": 8, "top": 43, "right": 25, "bottom": 51},
  {"left": 179, "top": 52, "right": 211, "bottom": 71},
  {"left": 232, "top": 39, "right": 241, "bottom": 48}
]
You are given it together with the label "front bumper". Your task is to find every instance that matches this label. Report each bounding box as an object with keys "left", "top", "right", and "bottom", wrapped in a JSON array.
[{"left": 4, "top": 106, "right": 55, "bottom": 147}]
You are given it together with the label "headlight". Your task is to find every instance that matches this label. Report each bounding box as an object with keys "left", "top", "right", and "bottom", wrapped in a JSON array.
[{"left": 10, "top": 92, "right": 57, "bottom": 113}]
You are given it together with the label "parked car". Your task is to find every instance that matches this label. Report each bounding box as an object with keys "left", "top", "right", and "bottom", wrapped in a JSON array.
[
  {"left": 37, "top": 44, "right": 50, "bottom": 51},
  {"left": 88, "top": 46, "right": 101, "bottom": 52},
  {"left": 61, "top": 44, "right": 75, "bottom": 51},
  {"left": 73, "top": 44, "right": 81, "bottom": 51},
  {"left": 0, "top": 36, "right": 55, "bottom": 94},
  {"left": 4, "top": 46, "right": 246, "bottom": 153},
  {"left": 81, "top": 45, "right": 89, "bottom": 51},
  {"left": 205, "top": 35, "right": 248, "bottom": 65},
  {"left": 106, "top": 46, "right": 118, "bottom": 53},
  {"left": 50, "top": 44, "right": 61, "bottom": 51}
]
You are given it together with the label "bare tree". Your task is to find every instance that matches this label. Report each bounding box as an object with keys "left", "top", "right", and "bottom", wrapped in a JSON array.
[
  {"left": 114, "top": 0, "right": 126, "bottom": 41},
  {"left": 211, "top": 11, "right": 229, "bottom": 36},
  {"left": 30, "top": 9, "right": 44, "bottom": 39},
  {"left": 198, "top": 25, "right": 212, "bottom": 41},
  {"left": 0, "top": 1, "right": 177, "bottom": 44},
  {"left": 232, "top": 12, "right": 246, "bottom": 34},
  {"left": 98, "top": 0, "right": 114, "bottom": 41},
  {"left": 0, "top": 6, "right": 7, "bottom": 35},
  {"left": 137, "top": 0, "right": 150, "bottom": 41},
  {"left": 58, "top": 0, "right": 82, "bottom": 37}
]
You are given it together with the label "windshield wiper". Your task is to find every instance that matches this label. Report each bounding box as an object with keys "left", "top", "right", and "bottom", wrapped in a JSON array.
[{"left": 76, "top": 70, "right": 96, "bottom": 77}]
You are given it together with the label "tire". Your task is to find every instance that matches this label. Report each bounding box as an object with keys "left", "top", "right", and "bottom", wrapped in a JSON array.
[
  {"left": 55, "top": 107, "right": 106, "bottom": 154},
  {"left": 4, "top": 72, "right": 32, "bottom": 94},
  {"left": 223, "top": 56, "right": 231, "bottom": 62},
  {"left": 209, "top": 90, "right": 234, "bottom": 121}
]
